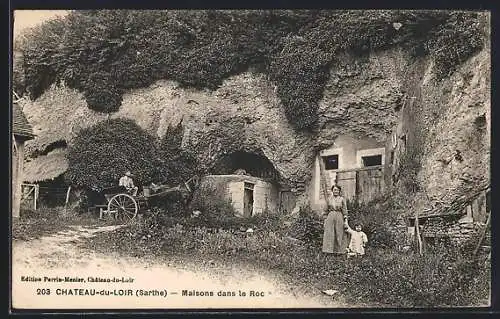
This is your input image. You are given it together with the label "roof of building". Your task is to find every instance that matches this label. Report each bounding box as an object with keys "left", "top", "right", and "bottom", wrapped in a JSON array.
[
  {"left": 410, "top": 184, "right": 490, "bottom": 219},
  {"left": 23, "top": 148, "right": 68, "bottom": 183},
  {"left": 12, "top": 102, "right": 35, "bottom": 139}
]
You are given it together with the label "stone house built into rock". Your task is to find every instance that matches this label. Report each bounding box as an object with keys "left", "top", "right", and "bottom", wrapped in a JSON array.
[
  {"left": 199, "top": 150, "right": 282, "bottom": 217},
  {"left": 12, "top": 102, "right": 35, "bottom": 218},
  {"left": 200, "top": 175, "right": 279, "bottom": 217},
  {"left": 310, "top": 134, "right": 390, "bottom": 209}
]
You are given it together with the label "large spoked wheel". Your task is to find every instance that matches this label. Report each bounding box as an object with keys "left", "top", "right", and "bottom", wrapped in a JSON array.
[{"left": 107, "top": 193, "right": 138, "bottom": 223}]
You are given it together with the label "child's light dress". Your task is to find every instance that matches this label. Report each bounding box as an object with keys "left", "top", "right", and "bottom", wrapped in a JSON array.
[{"left": 346, "top": 226, "right": 368, "bottom": 255}]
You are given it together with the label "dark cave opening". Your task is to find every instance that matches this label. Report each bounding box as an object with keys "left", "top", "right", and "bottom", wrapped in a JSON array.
[{"left": 211, "top": 150, "right": 280, "bottom": 182}]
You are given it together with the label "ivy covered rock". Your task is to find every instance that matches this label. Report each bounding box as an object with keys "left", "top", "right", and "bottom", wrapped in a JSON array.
[
  {"left": 156, "top": 121, "right": 200, "bottom": 186},
  {"left": 15, "top": 10, "right": 485, "bottom": 130}
]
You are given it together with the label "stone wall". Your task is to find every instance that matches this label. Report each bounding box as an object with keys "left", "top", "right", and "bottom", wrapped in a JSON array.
[
  {"left": 391, "top": 47, "right": 490, "bottom": 208},
  {"left": 420, "top": 215, "right": 483, "bottom": 247}
]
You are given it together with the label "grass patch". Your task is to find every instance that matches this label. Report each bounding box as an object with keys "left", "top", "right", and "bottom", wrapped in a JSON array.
[
  {"left": 82, "top": 211, "right": 490, "bottom": 307},
  {"left": 12, "top": 206, "right": 117, "bottom": 241}
]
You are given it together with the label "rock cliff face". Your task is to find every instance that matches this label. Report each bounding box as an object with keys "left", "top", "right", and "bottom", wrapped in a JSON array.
[
  {"left": 417, "top": 48, "right": 490, "bottom": 202},
  {"left": 22, "top": 44, "right": 490, "bottom": 209}
]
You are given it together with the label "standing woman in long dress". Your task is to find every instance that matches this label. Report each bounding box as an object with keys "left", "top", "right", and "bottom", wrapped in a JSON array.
[{"left": 322, "top": 185, "right": 349, "bottom": 255}]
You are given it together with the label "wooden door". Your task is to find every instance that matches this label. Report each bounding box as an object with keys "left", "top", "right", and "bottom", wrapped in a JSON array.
[
  {"left": 336, "top": 170, "right": 357, "bottom": 201},
  {"left": 279, "top": 191, "right": 296, "bottom": 214},
  {"left": 357, "top": 167, "right": 384, "bottom": 204},
  {"left": 243, "top": 183, "right": 254, "bottom": 217}
]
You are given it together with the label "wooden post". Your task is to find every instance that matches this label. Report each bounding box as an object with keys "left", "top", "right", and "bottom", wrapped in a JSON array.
[
  {"left": 64, "top": 186, "right": 72, "bottom": 212},
  {"left": 473, "top": 211, "right": 491, "bottom": 257},
  {"left": 414, "top": 212, "right": 423, "bottom": 255},
  {"left": 34, "top": 184, "right": 39, "bottom": 210}
]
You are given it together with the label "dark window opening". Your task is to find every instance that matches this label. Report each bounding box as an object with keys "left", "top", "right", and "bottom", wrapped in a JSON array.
[
  {"left": 362, "top": 154, "right": 382, "bottom": 167},
  {"left": 323, "top": 155, "right": 339, "bottom": 170},
  {"left": 36, "top": 174, "right": 69, "bottom": 208},
  {"left": 390, "top": 151, "right": 395, "bottom": 164}
]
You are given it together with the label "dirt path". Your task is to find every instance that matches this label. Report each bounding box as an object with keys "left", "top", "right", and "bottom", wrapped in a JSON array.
[{"left": 12, "top": 224, "right": 343, "bottom": 310}]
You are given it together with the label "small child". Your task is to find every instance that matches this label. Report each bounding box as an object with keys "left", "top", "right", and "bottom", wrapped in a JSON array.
[{"left": 344, "top": 220, "right": 368, "bottom": 257}]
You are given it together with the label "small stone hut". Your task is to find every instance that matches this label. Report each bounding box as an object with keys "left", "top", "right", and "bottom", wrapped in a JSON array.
[
  {"left": 408, "top": 186, "right": 490, "bottom": 249},
  {"left": 12, "top": 102, "right": 35, "bottom": 218},
  {"left": 199, "top": 174, "right": 279, "bottom": 217}
]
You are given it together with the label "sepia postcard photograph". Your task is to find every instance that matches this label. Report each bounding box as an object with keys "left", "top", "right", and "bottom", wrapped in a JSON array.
[{"left": 10, "top": 8, "right": 491, "bottom": 312}]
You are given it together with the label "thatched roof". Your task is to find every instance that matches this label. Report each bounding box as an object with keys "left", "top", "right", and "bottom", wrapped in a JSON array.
[
  {"left": 23, "top": 148, "right": 68, "bottom": 183},
  {"left": 12, "top": 102, "right": 35, "bottom": 139},
  {"left": 22, "top": 85, "right": 107, "bottom": 157}
]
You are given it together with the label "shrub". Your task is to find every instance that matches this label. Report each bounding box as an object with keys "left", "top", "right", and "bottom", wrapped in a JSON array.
[
  {"left": 287, "top": 205, "right": 323, "bottom": 246},
  {"left": 427, "top": 11, "right": 486, "bottom": 79},
  {"left": 347, "top": 196, "right": 400, "bottom": 248},
  {"left": 188, "top": 187, "right": 240, "bottom": 229},
  {"left": 147, "top": 191, "right": 192, "bottom": 218},
  {"left": 83, "top": 75, "right": 123, "bottom": 113},
  {"left": 347, "top": 248, "right": 491, "bottom": 307},
  {"left": 66, "top": 118, "right": 160, "bottom": 191}
]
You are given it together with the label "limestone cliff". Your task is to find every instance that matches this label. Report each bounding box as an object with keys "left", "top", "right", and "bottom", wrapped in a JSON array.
[
  {"left": 417, "top": 48, "right": 490, "bottom": 203},
  {"left": 21, "top": 44, "right": 490, "bottom": 210}
]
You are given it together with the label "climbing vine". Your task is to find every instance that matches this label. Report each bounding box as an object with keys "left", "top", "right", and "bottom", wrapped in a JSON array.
[{"left": 16, "top": 10, "right": 485, "bottom": 130}]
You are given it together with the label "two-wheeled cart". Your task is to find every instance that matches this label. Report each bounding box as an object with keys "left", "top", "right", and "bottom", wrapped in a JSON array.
[{"left": 95, "top": 176, "right": 199, "bottom": 223}]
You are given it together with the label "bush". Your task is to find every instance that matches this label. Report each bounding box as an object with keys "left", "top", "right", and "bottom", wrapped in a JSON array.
[
  {"left": 346, "top": 248, "right": 491, "bottom": 307},
  {"left": 83, "top": 82, "right": 123, "bottom": 113},
  {"left": 66, "top": 118, "right": 160, "bottom": 191},
  {"left": 188, "top": 186, "right": 240, "bottom": 229},
  {"left": 347, "top": 196, "right": 400, "bottom": 248},
  {"left": 427, "top": 12, "right": 486, "bottom": 79},
  {"left": 287, "top": 205, "right": 323, "bottom": 245}
]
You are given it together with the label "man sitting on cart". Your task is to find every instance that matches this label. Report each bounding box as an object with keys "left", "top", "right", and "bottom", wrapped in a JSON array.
[{"left": 119, "top": 171, "right": 138, "bottom": 196}]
